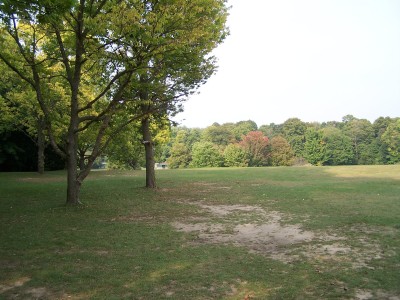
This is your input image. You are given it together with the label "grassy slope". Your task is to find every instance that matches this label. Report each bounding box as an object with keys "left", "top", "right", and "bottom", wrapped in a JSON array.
[{"left": 0, "top": 166, "right": 399, "bottom": 299}]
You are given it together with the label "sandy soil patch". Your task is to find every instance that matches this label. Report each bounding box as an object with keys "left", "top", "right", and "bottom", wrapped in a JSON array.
[
  {"left": 172, "top": 203, "right": 316, "bottom": 260},
  {"left": 355, "top": 289, "right": 400, "bottom": 300},
  {"left": 0, "top": 277, "right": 30, "bottom": 293},
  {"left": 0, "top": 277, "right": 66, "bottom": 299},
  {"left": 172, "top": 202, "right": 392, "bottom": 268}
]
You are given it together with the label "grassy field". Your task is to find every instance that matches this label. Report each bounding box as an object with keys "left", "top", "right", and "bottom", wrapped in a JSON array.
[{"left": 0, "top": 165, "right": 399, "bottom": 299}]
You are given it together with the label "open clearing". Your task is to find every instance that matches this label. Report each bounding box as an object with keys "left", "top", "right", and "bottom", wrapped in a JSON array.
[{"left": 0, "top": 165, "right": 399, "bottom": 299}]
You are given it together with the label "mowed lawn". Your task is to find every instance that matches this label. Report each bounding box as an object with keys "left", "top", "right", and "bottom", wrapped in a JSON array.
[{"left": 0, "top": 166, "right": 399, "bottom": 299}]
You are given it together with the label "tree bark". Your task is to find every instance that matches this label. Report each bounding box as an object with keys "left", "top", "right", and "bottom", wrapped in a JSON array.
[
  {"left": 37, "top": 127, "right": 46, "bottom": 174},
  {"left": 65, "top": 2, "right": 85, "bottom": 205},
  {"left": 37, "top": 117, "right": 45, "bottom": 174},
  {"left": 66, "top": 117, "right": 81, "bottom": 205},
  {"left": 142, "top": 117, "right": 156, "bottom": 188}
]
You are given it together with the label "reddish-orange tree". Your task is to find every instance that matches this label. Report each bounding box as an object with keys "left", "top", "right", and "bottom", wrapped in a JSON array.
[{"left": 240, "top": 131, "right": 270, "bottom": 166}]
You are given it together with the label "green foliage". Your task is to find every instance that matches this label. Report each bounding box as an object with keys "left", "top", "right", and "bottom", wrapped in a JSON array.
[
  {"left": 106, "top": 129, "right": 145, "bottom": 170},
  {"left": 322, "top": 127, "right": 355, "bottom": 165},
  {"left": 190, "top": 141, "right": 224, "bottom": 168},
  {"left": 282, "top": 118, "right": 307, "bottom": 157},
  {"left": 223, "top": 143, "right": 249, "bottom": 167},
  {"left": 381, "top": 119, "right": 400, "bottom": 163},
  {"left": 1, "top": 0, "right": 229, "bottom": 200},
  {"left": 165, "top": 116, "right": 400, "bottom": 169},
  {"left": 343, "top": 118, "right": 375, "bottom": 164},
  {"left": 269, "top": 135, "right": 294, "bottom": 166},
  {"left": 259, "top": 123, "right": 282, "bottom": 138},
  {"left": 357, "top": 141, "right": 381, "bottom": 165},
  {"left": 202, "top": 123, "right": 235, "bottom": 146},
  {"left": 232, "top": 120, "right": 258, "bottom": 141},
  {"left": 304, "top": 128, "right": 327, "bottom": 166},
  {"left": 167, "top": 143, "right": 191, "bottom": 169}
]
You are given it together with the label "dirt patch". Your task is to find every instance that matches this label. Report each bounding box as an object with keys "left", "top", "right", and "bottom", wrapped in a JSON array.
[
  {"left": 0, "top": 277, "right": 30, "bottom": 293},
  {"left": 172, "top": 202, "right": 393, "bottom": 268},
  {"left": 355, "top": 289, "right": 400, "bottom": 300},
  {"left": 0, "top": 278, "right": 65, "bottom": 300},
  {"left": 26, "top": 287, "right": 50, "bottom": 298},
  {"left": 197, "top": 204, "right": 266, "bottom": 217},
  {"left": 172, "top": 203, "right": 315, "bottom": 260}
]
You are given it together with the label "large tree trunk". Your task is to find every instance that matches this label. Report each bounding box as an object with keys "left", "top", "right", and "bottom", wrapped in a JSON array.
[
  {"left": 142, "top": 117, "right": 156, "bottom": 188},
  {"left": 66, "top": 69, "right": 82, "bottom": 205},
  {"left": 66, "top": 123, "right": 81, "bottom": 205}
]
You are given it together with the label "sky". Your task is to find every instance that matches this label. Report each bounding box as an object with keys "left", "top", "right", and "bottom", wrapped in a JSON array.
[{"left": 173, "top": 0, "right": 400, "bottom": 128}]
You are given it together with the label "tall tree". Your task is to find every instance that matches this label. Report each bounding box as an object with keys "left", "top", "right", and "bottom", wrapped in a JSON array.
[
  {"left": 321, "top": 127, "right": 355, "bottom": 165},
  {"left": 373, "top": 117, "right": 395, "bottom": 164},
  {"left": 381, "top": 119, "right": 400, "bottom": 164},
  {"left": 342, "top": 117, "right": 374, "bottom": 164},
  {"left": 281, "top": 118, "right": 307, "bottom": 157},
  {"left": 304, "top": 128, "right": 327, "bottom": 166},
  {"left": 0, "top": 0, "right": 228, "bottom": 204}
]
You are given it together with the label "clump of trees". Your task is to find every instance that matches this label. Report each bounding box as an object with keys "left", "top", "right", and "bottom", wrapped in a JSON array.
[
  {"left": 0, "top": 0, "right": 229, "bottom": 204},
  {"left": 159, "top": 116, "right": 399, "bottom": 168}
]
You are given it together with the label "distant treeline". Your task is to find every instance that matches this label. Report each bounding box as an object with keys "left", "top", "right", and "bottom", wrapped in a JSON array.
[
  {"left": 159, "top": 115, "right": 400, "bottom": 168},
  {"left": 1, "top": 115, "right": 399, "bottom": 171}
]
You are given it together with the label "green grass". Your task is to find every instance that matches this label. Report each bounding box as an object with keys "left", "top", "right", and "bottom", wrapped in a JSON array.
[{"left": 0, "top": 166, "right": 399, "bottom": 299}]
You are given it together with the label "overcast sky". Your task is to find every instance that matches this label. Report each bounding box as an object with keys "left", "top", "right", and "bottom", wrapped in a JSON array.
[{"left": 173, "top": 0, "right": 400, "bottom": 128}]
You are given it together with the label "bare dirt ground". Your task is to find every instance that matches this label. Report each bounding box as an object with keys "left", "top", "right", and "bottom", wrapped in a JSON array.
[
  {"left": 172, "top": 202, "right": 400, "bottom": 299},
  {"left": 172, "top": 202, "right": 392, "bottom": 268}
]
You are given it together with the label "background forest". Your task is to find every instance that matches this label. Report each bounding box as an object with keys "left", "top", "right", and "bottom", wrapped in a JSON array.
[
  {"left": 159, "top": 116, "right": 400, "bottom": 168},
  {"left": 2, "top": 114, "right": 398, "bottom": 171}
]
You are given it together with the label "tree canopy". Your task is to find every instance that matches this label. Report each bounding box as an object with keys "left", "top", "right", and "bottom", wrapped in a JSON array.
[
  {"left": 0, "top": 0, "right": 229, "bottom": 204},
  {"left": 161, "top": 116, "right": 399, "bottom": 169}
]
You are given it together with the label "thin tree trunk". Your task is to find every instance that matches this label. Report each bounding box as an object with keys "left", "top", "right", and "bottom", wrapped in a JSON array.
[
  {"left": 142, "top": 117, "right": 156, "bottom": 188},
  {"left": 37, "top": 117, "right": 46, "bottom": 174},
  {"left": 37, "top": 130, "right": 45, "bottom": 174}
]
